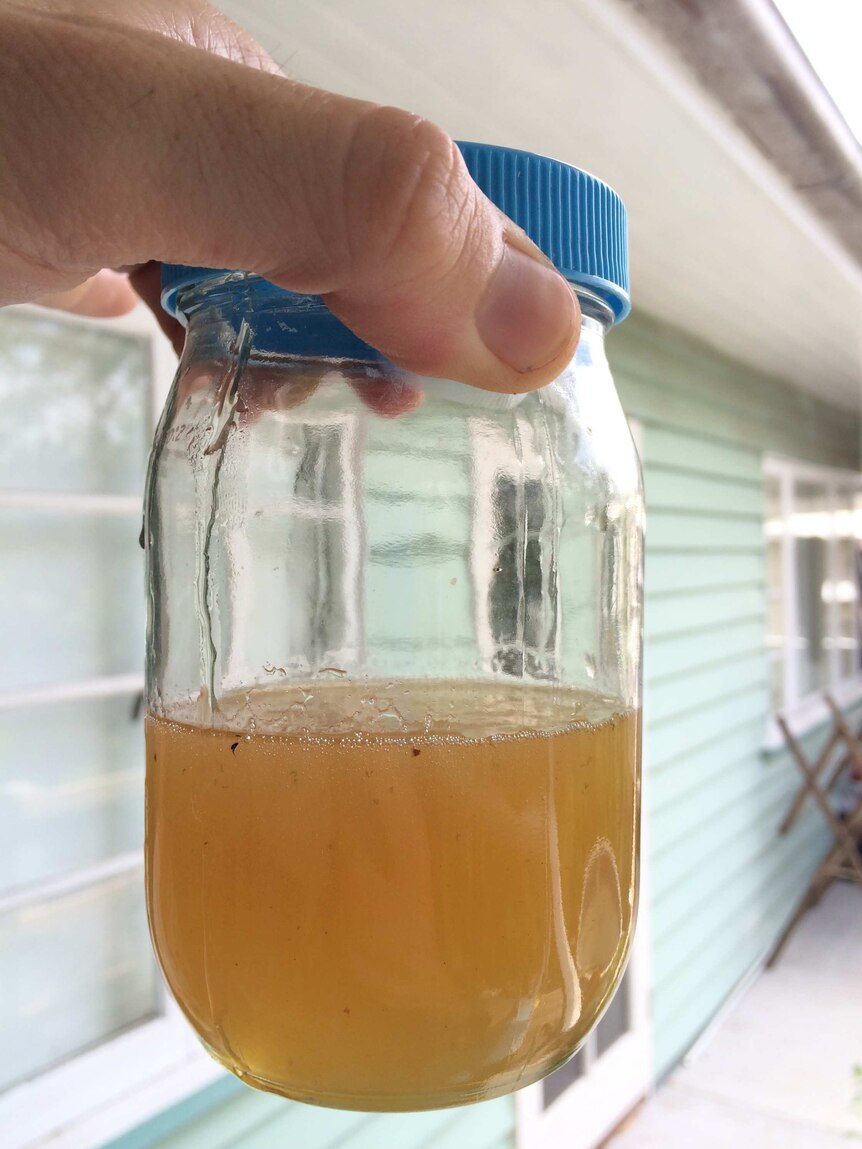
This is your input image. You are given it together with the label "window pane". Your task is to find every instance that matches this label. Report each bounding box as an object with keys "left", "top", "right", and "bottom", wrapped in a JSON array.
[
  {"left": 542, "top": 1046, "right": 587, "bottom": 1109},
  {"left": 0, "top": 869, "right": 157, "bottom": 1092},
  {"left": 0, "top": 512, "right": 144, "bottom": 693},
  {"left": 769, "top": 655, "right": 784, "bottom": 713},
  {"left": 792, "top": 481, "right": 830, "bottom": 697},
  {"left": 596, "top": 974, "right": 631, "bottom": 1056},
  {"left": 0, "top": 311, "right": 150, "bottom": 495},
  {"left": 0, "top": 310, "right": 159, "bottom": 1100},
  {"left": 833, "top": 485, "right": 862, "bottom": 680},
  {"left": 0, "top": 695, "right": 143, "bottom": 896},
  {"left": 764, "top": 475, "right": 784, "bottom": 709}
]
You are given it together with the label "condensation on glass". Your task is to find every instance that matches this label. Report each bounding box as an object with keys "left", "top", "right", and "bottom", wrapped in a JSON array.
[{"left": 144, "top": 145, "right": 644, "bottom": 1111}]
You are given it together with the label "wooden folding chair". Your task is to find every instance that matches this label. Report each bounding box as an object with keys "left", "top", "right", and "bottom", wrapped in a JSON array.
[{"left": 766, "top": 693, "right": 862, "bottom": 968}]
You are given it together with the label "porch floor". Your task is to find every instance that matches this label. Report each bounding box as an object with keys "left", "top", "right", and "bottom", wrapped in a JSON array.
[{"left": 606, "top": 881, "right": 862, "bottom": 1148}]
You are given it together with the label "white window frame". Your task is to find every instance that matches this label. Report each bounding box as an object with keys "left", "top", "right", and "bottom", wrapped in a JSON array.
[
  {"left": 764, "top": 454, "right": 862, "bottom": 749},
  {"left": 0, "top": 303, "right": 223, "bottom": 1149},
  {"left": 516, "top": 417, "right": 652, "bottom": 1149},
  {"left": 516, "top": 936, "right": 653, "bottom": 1149}
]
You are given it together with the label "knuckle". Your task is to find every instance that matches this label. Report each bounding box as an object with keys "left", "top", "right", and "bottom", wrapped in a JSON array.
[{"left": 343, "top": 107, "right": 475, "bottom": 284}]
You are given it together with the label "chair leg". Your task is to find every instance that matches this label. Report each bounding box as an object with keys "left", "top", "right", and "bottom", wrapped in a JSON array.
[
  {"left": 769, "top": 697, "right": 862, "bottom": 968},
  {"left": 777, "top": 721, "right": 841, "bottom": 835},
  {"left": 767, "top": 881, "right": 818, "bottom": 968}
]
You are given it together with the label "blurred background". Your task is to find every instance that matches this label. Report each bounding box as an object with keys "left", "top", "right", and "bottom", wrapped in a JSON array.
[{"left": 2, "top": 1, "right": 861, "bottom": 1148}]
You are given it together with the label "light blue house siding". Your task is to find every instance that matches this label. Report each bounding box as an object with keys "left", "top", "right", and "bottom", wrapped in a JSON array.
[
  {"left": 104, "top": 311, "right": 858, "bottom": 1147},
  {"left": 612, "top": 313, "right": 859, "bottom": 1076},
  {"left": 105, "top": 1081, "right": 513, "bottom": 1149}
]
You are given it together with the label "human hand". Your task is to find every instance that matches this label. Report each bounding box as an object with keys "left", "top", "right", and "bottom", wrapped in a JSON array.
[{"left": 0, "top": 0, "right": 579, "bottom": 394}]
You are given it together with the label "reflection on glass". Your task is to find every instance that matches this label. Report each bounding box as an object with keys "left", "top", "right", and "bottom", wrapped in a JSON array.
[
  {"left": 487, "top": 475, "right": 559, "bottom": 679},
  {"left": 576, "top": 839, "right": 623, "bottom": 981}
]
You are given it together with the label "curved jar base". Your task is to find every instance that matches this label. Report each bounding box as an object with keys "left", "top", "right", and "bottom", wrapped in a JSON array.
[
  {"left": 145, "top": 682, "right": 639, "bottom": 1111},
  {"left": 200, "top": 1029, "right": 607, "bottom": 1111}
]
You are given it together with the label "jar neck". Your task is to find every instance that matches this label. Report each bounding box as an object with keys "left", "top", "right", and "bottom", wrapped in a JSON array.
[
  {"left": 572, "top": 284, "right": 615, "bottom": 333},
  {"left": 178, "top": 274, "right": 616, "bottom": 365}
]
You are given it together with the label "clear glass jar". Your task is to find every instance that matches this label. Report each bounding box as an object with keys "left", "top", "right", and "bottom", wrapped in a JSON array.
[{"left": 144, "top": 145, "right": 643, "bottom": 1111}]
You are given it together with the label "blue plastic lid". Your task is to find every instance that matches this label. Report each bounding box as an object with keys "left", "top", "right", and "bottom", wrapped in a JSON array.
[
  {"left": 457, "top": 143, "right": 629, "bottom": 320},
  {"left": 162, "top": 142, "right": 630, "bottom": 330}
]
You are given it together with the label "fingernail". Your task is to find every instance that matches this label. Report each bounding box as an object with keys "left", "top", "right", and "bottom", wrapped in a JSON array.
[{"left": 476, "top": 241, "right": 577, "bottom": 374}]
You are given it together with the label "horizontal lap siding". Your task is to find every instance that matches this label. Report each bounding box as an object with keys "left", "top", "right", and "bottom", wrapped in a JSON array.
[
  {"left": 106, "top": 1090, "right": 514, "bottom": 1149},
  {"left": 612, "top": 313, "right": 858, "bottom": 1078},
  {"left": 612, "top": 315, "right": 858, "bottom": 468}
]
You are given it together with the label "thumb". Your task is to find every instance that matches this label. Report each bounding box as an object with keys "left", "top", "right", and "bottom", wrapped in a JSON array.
[{"left": 1, "top": 8, "right": 579, "bottom": 393}]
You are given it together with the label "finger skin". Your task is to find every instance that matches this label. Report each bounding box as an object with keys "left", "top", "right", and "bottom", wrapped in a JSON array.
[
  {"left": 39, "top": 268, "right": 138, "bottom": 316},
  {"left": 0, "top": 3, "right": 578, "bottom": 392},
  {"left": 129, "top": 260, "right": 185, "bottom": 354}
]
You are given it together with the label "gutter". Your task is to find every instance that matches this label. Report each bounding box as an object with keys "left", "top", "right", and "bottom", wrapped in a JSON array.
[{"left": 619, "top": 0, "right": 862, "bottom": 269}]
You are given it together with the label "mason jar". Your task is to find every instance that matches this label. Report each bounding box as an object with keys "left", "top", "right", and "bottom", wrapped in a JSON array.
[{"left": 144, "top": 143, "right": 643, "bottom": 1111}]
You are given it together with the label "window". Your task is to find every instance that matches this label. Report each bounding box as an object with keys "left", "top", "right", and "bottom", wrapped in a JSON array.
[
  {"left": 0, "top": 306, "right": 219, "bottom": 1149},
  {"left": 487, "top": 473, "right": 560, "bottom": 679},
  {"left": 765, "top": 457, "right": 862, "bottom": 717},
  {"left": 541, "top": 973, "right": 632, "bottom": 1109}
]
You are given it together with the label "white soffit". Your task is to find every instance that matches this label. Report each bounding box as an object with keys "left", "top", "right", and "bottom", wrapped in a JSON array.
[{"left": 218, "top": 0, "right": 862, "bottom": 412}]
